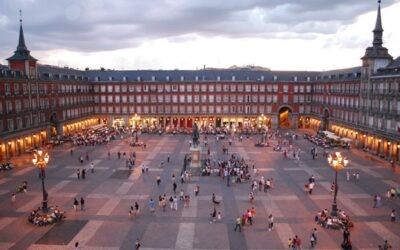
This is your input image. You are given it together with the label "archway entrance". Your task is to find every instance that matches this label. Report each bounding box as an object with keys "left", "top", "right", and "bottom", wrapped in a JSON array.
[
  {"left": 279, "top": 107, "right": 292, "bottom": 128},
  {"left": 322, "top": 109, "right": 330, "bottom": 130}
]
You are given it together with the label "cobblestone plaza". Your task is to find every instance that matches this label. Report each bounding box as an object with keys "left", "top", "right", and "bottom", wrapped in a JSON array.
[{"left": 0, "top": 132, "right": 399, "bottom": 249}]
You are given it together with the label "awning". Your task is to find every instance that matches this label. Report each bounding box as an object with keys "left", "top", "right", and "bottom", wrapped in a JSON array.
[
  {"left": 326, "top": 134, "right": 340, "bottom": 140},
  {"left": 340, "top": 138, "right": 352, "bottom": 143}
]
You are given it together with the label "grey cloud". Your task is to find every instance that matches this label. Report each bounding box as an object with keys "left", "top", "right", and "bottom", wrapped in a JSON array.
[{"left": 0, "top": 0, "right": 398, "bottom": 53}]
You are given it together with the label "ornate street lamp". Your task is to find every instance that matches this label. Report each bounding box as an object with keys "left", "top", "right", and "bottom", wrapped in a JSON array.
[
  {"left": 32, "top": 149, "right": 50, "bottom": 212},
  {"left": 327, "top": 151, "right": 349, "bottom": 217}
]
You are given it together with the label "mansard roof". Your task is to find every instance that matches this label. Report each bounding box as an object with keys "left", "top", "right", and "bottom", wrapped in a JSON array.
[{"left": 84, "top": 69, "right": 320, "bottom": 83}]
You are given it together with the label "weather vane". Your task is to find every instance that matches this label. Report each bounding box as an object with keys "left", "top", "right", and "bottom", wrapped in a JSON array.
[{"left": 19, "top": 9, "right": 22, "bottom": 23}]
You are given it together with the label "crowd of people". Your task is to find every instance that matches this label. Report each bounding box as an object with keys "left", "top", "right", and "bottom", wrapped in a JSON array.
[
  {"left": 314, "top": 209, "right": 353, "bottom": 230},
  {"left": 28, "top": 206, "right": 65, "bottom": 226}
]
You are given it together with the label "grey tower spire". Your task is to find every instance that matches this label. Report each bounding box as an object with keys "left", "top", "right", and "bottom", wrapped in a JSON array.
[
  {"left": 7, "top": 9, "right": 37, "bottom": 61},
  {"left": 372, "top": 0, "right": 383, "bottom": 47}
]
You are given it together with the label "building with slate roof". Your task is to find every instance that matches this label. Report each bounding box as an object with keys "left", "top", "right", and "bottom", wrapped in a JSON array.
[{"left": 0, "top": 1, "right": 399, "bottom": 163}]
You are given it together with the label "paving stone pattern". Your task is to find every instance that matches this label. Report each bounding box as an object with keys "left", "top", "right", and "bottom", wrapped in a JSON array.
[{"left": 0, "top": 133, "right": 399, "bottom": 250}]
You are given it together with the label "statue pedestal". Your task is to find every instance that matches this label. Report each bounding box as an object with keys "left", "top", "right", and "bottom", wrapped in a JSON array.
[{"left": 190, "top": 146, "right": 201, "bottom": 168}]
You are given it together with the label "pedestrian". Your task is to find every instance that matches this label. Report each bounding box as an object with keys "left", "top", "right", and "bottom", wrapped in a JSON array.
[
  {"left": 309, "top": 182, "right": 315, "bottom": 195},
  {"left": 211, "top": 207, "right": 217, "bottom": 223},
  {"left": 312, "top": 228, "right": 318, "bottom": 244},
  {"left": 180, "top": 189, "right": 184, "bottom": 201},
  {"left": 75, "top": 241, "right": 80, "bottom": 250},
  {"left": 129, "top": 206, "right": 134, "bottom": 219},
  {"left": 11, "top": 193, "right": 16, "bottom": 203},
  {"left": 310, "top": 232, "right": 316, "bottom": 248},
  {"left": 77, "top": 169, "right": 80, "bottom": 179},
  {"left": 294, "top": 235, "right": 302, "bottom": 250},
  {"left": 135, "top": 239, "right": 141, "bottom": 250},
  {"left": 249, "top": 192, "right": 254, "bottom": 203},
  {"left": 79, "top": 155, "right": 84, "bottom": 164},
  {"left": 355, "top": 172, "right": 360, "bottom": 181},
  {"left": 391, "top": 209, "right": 396, "bottom": 222},
  {"left": 343, "top": 228, "right": 350, "bottom": 244},
  {"left": 70, "top": 149, "right": 73, "bottom": 156},
  {"left": 108, "top": 151, "right": 111, "bottom": 159},
  {"left": 169, "top": 196, "right": 174, "bottom": 210},
  {"left": 167, "top": 155, "right": 170, "bottom": 163},
  {"left": 234, "top": 216, "right": 242, "bottom": 232},
  {"left": 148, "top": 199, "right": 155, "bottom": 212},
  {"left": 288, "top": 238, "right": 293, "bottom": 249},
  {"left": 346, "top": 171, "right": 350, "bottom": 181},
  {"left": 173, "top": 195, "right": 178, "bottom": 211},
  {"left": 156, "top": 176, "right": 161, "bottom": 186},
  {"left": 90, "top": 162, "right": 94, "bottom": 173},
  {"left": 118, "top": 151, "right": 121, "bottom": 159},
  {"left": 173, "top": 182, "right": 177, "bottom": 194},
  {"left": 73, "top": 198, "right": 79, "bottom": 211},
  {"left": 134, "top": 201, "right": 140, "bottom": 215},
  {"left": 160, "top": 161, "right": 164, "bottom": 168},
  {"left": 246, "top": 209, "right": 253, "bottom": 225},
  {"left": 194, "top": 185, "right": 199, "bottom": 196},
  {"left": 85, "top": 153, "right": 89, "bottom": 161},
  {"left": 80, "top": 197, "right": 85, "bottom": 210},
  {"left": 82, "top": 169, "right": 86, "bottom": 179},
  {"left": 268, "top": 214, "right": 274, "bottom": 231},
  {"left": 217, "top": 211, "right": 222, "bottom": 222}
]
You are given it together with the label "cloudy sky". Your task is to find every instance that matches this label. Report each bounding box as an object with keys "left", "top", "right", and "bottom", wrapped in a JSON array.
[{"left": 0, "top": 0, "right": 399, "bottom": 71}]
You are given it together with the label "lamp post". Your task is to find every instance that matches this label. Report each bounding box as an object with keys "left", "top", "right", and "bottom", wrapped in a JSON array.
[
  {"left": 327, "top": 152, "right": 348, "bottom": 217},
  {"left": 32, "top": 149, "right": 50, "bottom": 212}
]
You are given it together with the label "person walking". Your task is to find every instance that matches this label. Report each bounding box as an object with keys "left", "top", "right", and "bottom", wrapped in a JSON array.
[
  {"left": 82, "top": 169, "right": 86, "bottom": 179},
  {"left": 156, "top": 176, "right": 161, "bottom": 186},
  {"left": 173, "top": 195, "right": 178, "bottom": 211},
  {"left": 167, "top": 155, "right": 170, "bottom": 163},
  {"left": 309, "top": 181, "right": 315, "bottom": 195},
  {"left": 234, "top": 216, "right": 242, "bottom": 232},
  {"left": 268, "top": 214, "right": 274, "bottom": 231},
  {"left": 173, "top": 182, "right": 177, "bottom": 194},
  {"left": 148, "top": 199, "right": 155, "bottom": 212},
  {"left": 169, "top": 196, "right": 174, "bottom": 210},
  {"left": 11, "top": 193, "right": 16, "bottom": 203},
  {"left": 73, "top": 198, "right": 79, "bottom": 211},
  {"left": 135, "top": 239, "right": 141, "bottom": 250},
  {"left": 390, "top": 209, "right": 396, "bottom": 222},
  {"left": 134, "top": 201, "right": 140, "bottom": 215},
  {"left": 129, "top": 206, "right": 134, "bottom": 219},
  {"left": 90, "top": 162, "right": 94, "bottom": 173},
  {"left": 80, "top": 197, "right": 85, "bottom": 211},
  {"left": 194, "top": 185, "right": 199, "bottom": 196},
  {"left": 76, "top": 169, "right": 80, "bottom": 179}
]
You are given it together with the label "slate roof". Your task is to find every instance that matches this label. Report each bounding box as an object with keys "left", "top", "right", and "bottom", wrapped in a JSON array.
[
  {"left": 84, "top": 69, "right": 320, "bottom": 83},
  {"left": 7, "top": 23, "right": 37, "bottom": 61}
]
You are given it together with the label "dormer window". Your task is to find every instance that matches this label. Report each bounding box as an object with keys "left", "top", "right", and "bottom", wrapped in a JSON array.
[
  {"left": 306, "top": 76, "right": 311, "bottom": 82},
  {"left": 122, "top": 76, "right": 127, "bottom": 82},
  {"left": 273, "top": 75, "right": 278, "bottom": 81},
  {"left": 180, "top": 76, "right": 184, "bottom": 81},
  {"left": 260, "top": 75, "right": 264, "bottom": 81},
  {"left": 293, "top": 76, "right": 298, "bottom": 82},
  {"left": 166, "top": 75, "right": 170, "bottom": 81},
  {"left": 217, "top": 76, "right": 221, "bottom": 81},
  {"left": 232, "top": 75, "right": 236, "bottom": 81},
  {"left": 195, "top": 76, "right": 199, "bottom": 81},
  {"left": 152, "top": 76, "right": 156, "bottom": 82},
  {"left": 137, "top": 76, "right": 141, "bottom": 82},
  {"left": 95, "top": 76, "right": 99, "bottom": 82},
  {"left": 109, "top": 76, "right": 113, "bottom": 81}
]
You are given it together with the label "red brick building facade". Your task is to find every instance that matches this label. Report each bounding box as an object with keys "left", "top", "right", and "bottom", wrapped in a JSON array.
[{"left": 0, "top": 2, "right": 399, "bottom": 162}]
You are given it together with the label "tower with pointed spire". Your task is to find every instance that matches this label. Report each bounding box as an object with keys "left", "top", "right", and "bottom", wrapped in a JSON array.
[
  {"left": 7, "top": 10, "right": 38, "bottom": 78},
  {"left": 361, "top": 0, "right": 393, "bottom": 77}
]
